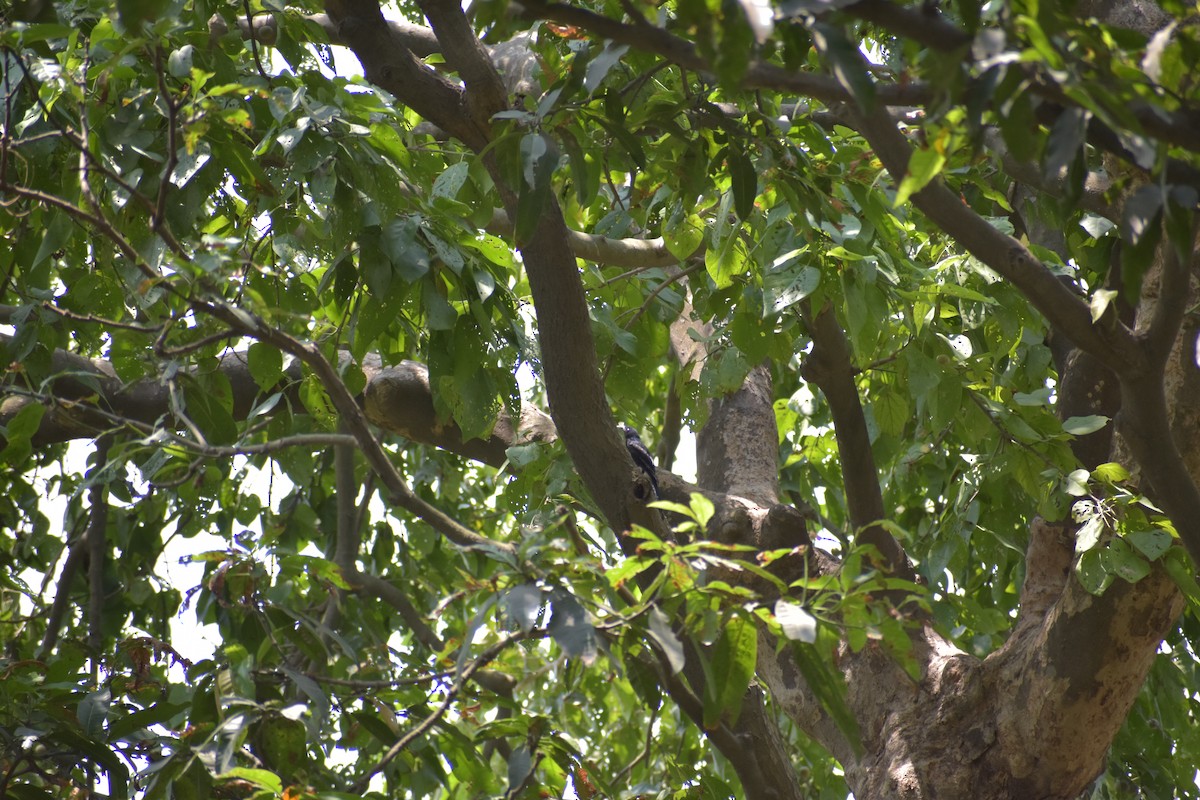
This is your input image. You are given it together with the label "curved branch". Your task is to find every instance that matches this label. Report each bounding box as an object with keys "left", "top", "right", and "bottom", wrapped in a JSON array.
[
  {"left": 37, "top": 522, "right": 87, "bottom": 660},
  {"left": 486, "top": 209, "right": 690, "bottom": 269},
  {"left": 323, "top": 0, "right": 487, "bottom": 150},
  {"left": 87, "top": 437, "right": 112, "bottom": 662},
  {"left": 416, "top": 0, "right": 508, "bottom": 128},
  {"left": 844, "top": 101, "right": 1146, "bottom": 375},
  {"left": 196, "top": 303, "right": 516, "bottom": 557},
  {"left": 843, "top": 0, "right": 971, "bottom": 52},
  {"left": 518, "top": 0, "right": 932, "bottom": 107},
  {"left": 302, "top": 13, "right": 440, "bottom": 56},
  {"left": 354, "top": 630, "right": 531, "bottom": 791},
  {"left": 801, "top": 304, "right": 911, "bottom": 578}
]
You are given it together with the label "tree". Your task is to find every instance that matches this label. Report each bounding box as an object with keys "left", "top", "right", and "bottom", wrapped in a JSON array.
[{"left": 1, "top": 0, "right": 1198, "bottom": 796}]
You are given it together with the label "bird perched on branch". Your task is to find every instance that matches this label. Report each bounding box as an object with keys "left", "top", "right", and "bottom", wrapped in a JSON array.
[{"left": 623, "top": 426, "right": 659, "bottom": 499}]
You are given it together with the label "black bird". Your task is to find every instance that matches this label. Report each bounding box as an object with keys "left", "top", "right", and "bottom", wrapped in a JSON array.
[{"left": 623, "top": 426, "right": 659, "bottom": 498}]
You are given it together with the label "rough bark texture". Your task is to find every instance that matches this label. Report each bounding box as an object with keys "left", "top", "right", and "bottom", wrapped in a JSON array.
[{"left": 696, "top": 363, "right": 779, "bottom": 506}]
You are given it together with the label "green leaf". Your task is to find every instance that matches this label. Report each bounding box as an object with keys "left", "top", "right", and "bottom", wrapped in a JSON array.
[
  {"left": 1089, "top": 289, "right": 1119, "bottom": 322},
  {"left": 1126, "top": 529, "right": 1172, "bottom": 561},
  {"left": 358, "top": 228, "right": 393, "bottom": 297},
  {"left": 220, "top": 768, "right": 284, "bottom": 793},
  {"left": 432, "top": 162, "right": 470, "bottom": 200},
  {"left": 584, "top": 42, "right": 630, "bottom": 94},
  {"left": 504, "top": 584, "right": 543, "bottom": 633},
  {"left": 382, "top": 217, "right": 431, "bottom": 283},
  {"left": 1121, "top": 185, "right": 1163, "bottom": 249},
  {"left": 547, "top": 589, "right": 597, "bottom": 664},
  {"left": 247, "top": 343, "right": 283, "bottom": 392},
  {"left": 873, "top": 389, "right": 909, "bottom": 437},
  {"left": 788, "top": 638, "right": 862, "bottom": 755},
  {"left": 116, "top": 0, "right": 169, "bottom": 29},
  {"left": 663, "top": 207, "right": 705, "bottom": 261},
  {"left": 1043, "top": 108, "right": 1089, "bottom": 185},
  {"left": 705, "top": 231, "right": 747, "bottom": 289},
  {"left": 811, "top": 22, "right": 875, "bottom": 111},
  {"left": 705, "top": 613, "right": 757, "bottom": 727},
  {"left": 167, "top": 45, "right": 193, "bottom": 78},
  {"left": 1092, "top": 462, "right": 1129, "bottom": 483},
  {"left": 894, "top": 146, "right": 947, "bottom": 207},
  {"left": 729, "top": 150, "right": 757, "bottom": 220},
  {"left": 506, "top": 745, "right": 535, "bottom": 794},
  {"left": 1163, "top": 549, "right": 1200, "bottom": 614},
  {"left": 1064, "top": 468, "right": 1090, "bottom": 497},
  {"left": 1165, "top": 185, "right": 1199, "bottom": 261},
  {"left": 33, "top": 212, "right": 74, "bottom": 270},
  {"left": 1, "top": 401, "right": 46, "bottom": 464},
  {"left": 77, "top": 688, "right": 111, "bottom": 737},
  {"left": 300, "top": 373, "right": 337, "bottom": 431},
  {"left": 1063, "top": 415, "right": 1109, "bottom": 435},
  {"left": 647, "top": 607, "right": 686, "bottom": 674},
  {"left": 514, "top": 132, "right": 559, "bottom": 243},
  {"left": 1076, "top": 548, "right": 1111, "bottom": 595},
  {"left": 1101, "top": 538, "right": 1151, "bottom": 584},
  {"left": 183, "top": 382, "right": 238, "bottom": 445}
]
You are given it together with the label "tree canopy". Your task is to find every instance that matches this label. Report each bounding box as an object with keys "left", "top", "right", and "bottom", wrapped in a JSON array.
[{"left": 2, "top": 0, "right": 1199, "bottom": 798}]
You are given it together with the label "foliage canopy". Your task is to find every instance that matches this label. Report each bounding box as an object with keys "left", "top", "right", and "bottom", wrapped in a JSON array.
[{"left": 2, "top": 0, "right": 1200, "bottom": 798}]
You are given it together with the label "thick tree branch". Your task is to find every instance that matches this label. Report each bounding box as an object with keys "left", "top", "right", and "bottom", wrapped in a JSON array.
[
  {"left": 1104, "top": 233, "right": 1200, "bottom": 563},
  {"left": 1142, "top": 233, "right": 1194, "bottom": 363},
  {"left": 518, "top": 0, "right": 932, "bottom": 107},
  {"left": 37, "top": 522, "right": 87, "bottom": 660},
  {"left": 696, "top": 364, "right": 780, "bottom": 507},
  {"left": 323, "top": 0, "right": 488, "bottom": 150},
  {"left": 987, "top": 561, "right": 1182, "bottom": 797},
  {"left": 801, "top": 304, "right": 912, "bottom": 579},
  {"left": 416, "top": 0, "right": 508, "bottom": 127},
  {"left": 844, "top": 103, "right": 1146, "bottom": 375},
  {"left": 843, "top": 0, "right": 972, "bottom": 52}
]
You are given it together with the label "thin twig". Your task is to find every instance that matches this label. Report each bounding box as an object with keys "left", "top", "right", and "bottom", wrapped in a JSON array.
[
  {"left": 151, "top": 47, "right": 179, "bottom": 234},
  {"left": 354, "top": 631, "right": 532, "bottom": 791},
  {"left": 87, "top": 437, "right": 113, "bottom": 675}
]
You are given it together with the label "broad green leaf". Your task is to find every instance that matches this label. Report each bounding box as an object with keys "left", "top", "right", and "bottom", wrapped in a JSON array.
[
  {"left": 647, "top": 607, "right": 686, "bottom": 674},
  {"left": 548, "top": 589, "right": 597, "bottom": 664},
  {"left": 247, "top": 342, "right": 283, "bottom": 392},
  {"left": 894, "top": 146, "right": 947, "bottom": 207},
  {"left": 729, "top": 150, "right": 757, "bottom": 220},
  {"left": 1063, "top": 415, "right": 1109, "bottom": 435},
  {"left": 1101, "top": 538, "right": 1151, "bottom": 584},
  {"left": 704, "top": 613, "right": 757, "bottom": 728},
  {"left": 664, "top": 207, "right": 706, "bottom": 261},
  {"left": 77, "top": 688, "right": 111, "bottom": 737},
  {"left": 1126, "top": 529, "right": 1172, "bottom": 561},
  {"left": 514, "top": 133, "right": 559, "bottom": 243}
]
